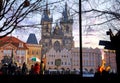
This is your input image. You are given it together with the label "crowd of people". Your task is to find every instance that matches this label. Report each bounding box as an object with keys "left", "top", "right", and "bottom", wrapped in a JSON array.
[{"left": 0, "top": 61, "right": 45, "bottom": 75}]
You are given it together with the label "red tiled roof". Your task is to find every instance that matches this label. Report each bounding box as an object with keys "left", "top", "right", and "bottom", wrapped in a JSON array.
[{"left": 0, "top": 36, "right": 28, "bottom": 49}]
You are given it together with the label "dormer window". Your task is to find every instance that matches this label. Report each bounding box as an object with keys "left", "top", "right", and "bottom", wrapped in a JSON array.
[{"left": 19, "top": 43, "right": 23, "bottom": 47}]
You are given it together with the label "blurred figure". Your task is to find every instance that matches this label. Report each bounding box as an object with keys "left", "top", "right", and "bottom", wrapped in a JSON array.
[
  {"left": 1, "top": 63, "right": 8, "bottom": 75},
  {"left": 33, "top": 62, "right": 40, "bottom": 75},
  {"left": 21, "top": 62, "right": 28, "bottom": 75},
  {"left": 105, "top": 65, "right": 111, "bottom": 72},
  {"left": 40, "top": 61, "right": 45, "bottom": 75},
  {"left": 29, "top": 65, "right": 34, "bottom": 75}
]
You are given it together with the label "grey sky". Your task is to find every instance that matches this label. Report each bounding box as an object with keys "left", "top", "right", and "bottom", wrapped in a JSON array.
[{"left": 11, "top": 0, "right": 79, "bottom": 47}]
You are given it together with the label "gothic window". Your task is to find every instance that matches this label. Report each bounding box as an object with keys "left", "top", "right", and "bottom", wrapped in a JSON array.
[
  {"left": 53, "top": 28, "right": 58, "bottom": 35},
  {"left": 66, "top": 25, "right": 69, "bottom": 33},
  {"left": 54, "top": 41, "right": 60, "bottom": 51},
  {"left": 45, "top": 43, "right": 47, "bottom": 46},
  {"left": 46, "top": 25, "right": 49, "bottom": 32}
]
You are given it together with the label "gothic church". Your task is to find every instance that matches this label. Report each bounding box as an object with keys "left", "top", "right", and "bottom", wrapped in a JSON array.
[{"left": 39, "top": 3, "right": 75, "bottom": 71}]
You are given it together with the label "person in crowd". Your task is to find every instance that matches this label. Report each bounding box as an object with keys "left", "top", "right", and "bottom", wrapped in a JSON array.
[
  {"left": 33, "top": 62, "right": 40, "bottom": 75},
  {"left": 15, "top": 65, "right": 22, "bottom": 75},
  {"left": 21, "top": 62, "right": 28, "bottom": 75},
  {"left": 29, "top": 64, "right": 34, "bottom": 75},
  {"left": 1, "top": 63, "right": 8, "bottom": 75},
  {"left": 8, "top": 61, "right": 17, "bottom": 75},
  {"left": 40, "top": 61, "right": 45, "bottom": 75}
]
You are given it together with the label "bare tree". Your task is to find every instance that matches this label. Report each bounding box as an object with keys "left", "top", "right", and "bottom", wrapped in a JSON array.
[
  {"left": 82, "top": 0, "right": 120, "bottom": 34},
  {"left": 0, "top": 0, "right": 64, "bottom": 38},
  {"left": 82, "top": 0, "right": 120, "bottom": 76}
]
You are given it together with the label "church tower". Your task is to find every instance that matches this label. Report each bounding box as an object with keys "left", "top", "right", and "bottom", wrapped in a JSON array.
[
  {"left": 60, "top": 2, "right": 74, "bottom": 50},
  {"left": 40, "top": 2, "right": 74, "bottom": 56},
  {"left": 40, "top": 2, "right": 53, "bottom": 56},
  {"left": 41, "top": 2, "right": 52, "bottom": 38},
  {"left": 39, "top": 2, "right": 75, "bottom": 70}
]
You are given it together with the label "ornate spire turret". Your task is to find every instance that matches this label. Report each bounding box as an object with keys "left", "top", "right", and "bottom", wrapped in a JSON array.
[
  {"left": 41, "top": 0, "right": 52, "bottom": 23},
  {"left": 60, "top": 2, "right": 73, "bottom": 23}
]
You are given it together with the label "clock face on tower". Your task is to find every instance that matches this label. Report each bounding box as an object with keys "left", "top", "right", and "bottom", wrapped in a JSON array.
[{"left": 54, "top": 41, "right": 60, "bottom": 51}]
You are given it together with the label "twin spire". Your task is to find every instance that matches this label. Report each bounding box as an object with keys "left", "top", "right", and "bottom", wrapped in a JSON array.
[{"left": 41, "top": 1, "right": 72, "bottom": 23}]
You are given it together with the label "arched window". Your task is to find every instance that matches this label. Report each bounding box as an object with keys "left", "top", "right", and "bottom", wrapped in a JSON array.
[
  {"left": 46, "top": 25, "right": 49, "bottom": 32},
  {"left": 54, "top": 41, "right": 61, "bottom": 51},
  {"left": 66, "top": 25, "right": 69, "bottom": 33}
]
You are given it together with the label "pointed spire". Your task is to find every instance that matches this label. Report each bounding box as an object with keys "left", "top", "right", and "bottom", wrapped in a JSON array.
[
  {"left": 62, "top": 2, "right": 68, "bottom": 21},
  {"left": 45, "top": 0, "right": 50, "bottom": 16},
  {"left": 65, "top": 2, "right": 67, "bottom": 13},
  {"left": 41, "top": 0, "right": 52, "bottom": 23},
  {"left": 46, "top": 0, "right": 48, "bottom": 13},
  {"left": 60, "top": 2, "right": 73, "bottom": 23},
  {"left": 27, "top": 33, "right": 38, "bottom": 44}
]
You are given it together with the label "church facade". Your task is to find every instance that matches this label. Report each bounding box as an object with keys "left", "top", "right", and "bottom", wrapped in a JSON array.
[{"left": 39, "top": 3, "right": 75, "bottom": 71}]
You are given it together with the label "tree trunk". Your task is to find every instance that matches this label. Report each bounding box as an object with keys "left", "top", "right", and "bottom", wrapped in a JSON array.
[{"left": 115, "top": 50, "right": 120, "bottom": 76}]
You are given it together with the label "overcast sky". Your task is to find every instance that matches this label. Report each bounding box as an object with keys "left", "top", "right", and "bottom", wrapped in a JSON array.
[
  {"left": 82, "top": 0, "right": 112, "bottom": 49},
  {"left": 11, "top": 0, "right": 80, "bottom": 47}
]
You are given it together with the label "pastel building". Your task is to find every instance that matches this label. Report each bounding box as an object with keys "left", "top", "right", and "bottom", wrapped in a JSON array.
[
  {"left": 103, "top": 49, "right": 117, "bottom": 73},
  {"left": 26, "top": 33, "right": 42, "bottom": 69},
  {"left": 46, "top": 48, "right": 72, "bottom": 71},
  {"left": 82, "top": 47, "right": 102, "bottom": 73},
  {"left": 0, "top": 36, "right": 28, "bottom": 66},
  {"left": 71, "top": 47, "right": 80, "bottom": 71}
]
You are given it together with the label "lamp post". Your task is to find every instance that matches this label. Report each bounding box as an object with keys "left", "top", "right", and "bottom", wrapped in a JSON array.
[{"left": 79, "top": 2, "right": 83, "bottom": 77}]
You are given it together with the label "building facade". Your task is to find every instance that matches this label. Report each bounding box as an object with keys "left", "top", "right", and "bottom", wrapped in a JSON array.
[
  {"left": 82, "top": 47, "right": 102, "bottom": 73},
  {"left": 0, "top": 36, "right": 28, "bottom": 67},
  {"left": 71, "top": 47, "right": 80, "bottom": 71},
  {"left": 103, "top": 49, "right": 117, "bottom": 73},
  {"left": 26, "top": 33, "right": 42, "bottom": 69},
  {"left": 45, "top": 48, "right": 72, "bottom": 71},
  {"left": 39, "top": 3, "right": 74, "bottom": 71}
]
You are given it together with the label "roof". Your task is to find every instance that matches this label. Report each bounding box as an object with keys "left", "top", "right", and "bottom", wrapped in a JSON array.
[
  {"left": 26, "top": 33, "right": 38, "bottom": 44},
  {"left": 0, "top": 36, "right": 23, "bottom": 43},
  {"left": 0, "top": 36, "right": 28, "bottom": 49}
]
